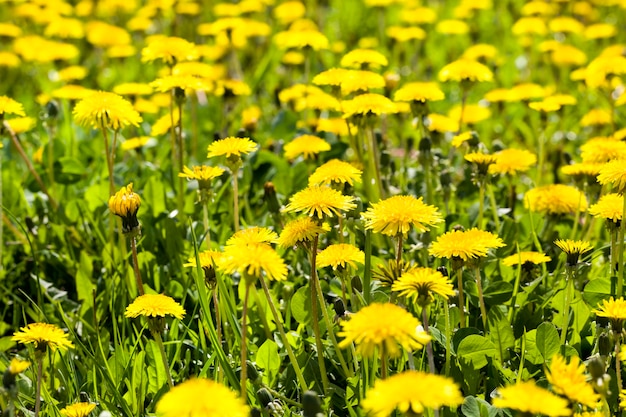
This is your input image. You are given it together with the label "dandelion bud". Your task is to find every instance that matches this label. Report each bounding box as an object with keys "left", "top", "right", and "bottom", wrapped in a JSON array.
[
  {"left": 264, "top": 182, "right": 280, "bottom": 215},
  {"left": 437, "top": 266, "right": 449, "bottom": 277},
  {"left": 597, "top": 331, "right": 611, "bottom": 357},
  {"left": 302, "top": 391, "right": 324, "bottom": 417},
  {"left": 256, "top": 387, "right": 274, "bottom": 408},
  {"left": 246, "top": 360, "right": 260, "bottom": 384},
  {"left": 419, "top": 137, "right": 432, "bottom": 153},
  {"left": 108, "top": 183, "right": 141, "bottom": 234},
  {"left": 45, "top": 100, "right": 59, "bottom": 119},
  {"left": 333, "top": 298, "right": 347, "bottom": 318}
]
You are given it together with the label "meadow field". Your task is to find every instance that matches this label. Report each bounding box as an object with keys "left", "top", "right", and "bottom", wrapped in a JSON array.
[{"left": 1, "top": 0, "right": 626, "bottom": 416}]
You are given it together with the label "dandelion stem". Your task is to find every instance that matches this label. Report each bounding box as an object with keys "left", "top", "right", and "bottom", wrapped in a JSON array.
[
  {"left": 259, "top": 277, "right": 309, "bottom": 391},
  {"left": 212, "top": 288, "right": 223, "bottom": 383},
  {"left": 508, "top": 252, "right": 523, "bottom": 323},
  {"left": 152, "top": 330, "right": 174, "bottom": 389},
  {"left": 422, "top": 306, "right": 436, "bottom": 374},
  {"left": 478, "top": 182, "right": 485, "bottom": 230},
  {"left": 474, "top": 266, "right": 488, "bottom": 330},
  {"left": 380, "top": 345, "right": 387, "bottom": 380},
  {"left": 486, "top": 182, "right": 500, "bottom": 230},
  {"left": 177, "top": 99, "right": 185, "bottom": 217},
  {"left": 202, "top": 192, "right": 211, "bottom": 249},
  {"left": 101, "top": 128, "right": 116, "bottom": 197},
  {"left": 3, "top": 121, "right": 58, "bottom": 210},
  {"left": 618, "top": 194, "right": 626, "bottom": 296},
  {"left": 130, "top": 236, "right": 145, "bottom": 296},
  {"left": 616, "top": 335, "right": 622, "bottom": 393},
  {"left": 310, "top": 234, "right": 330, "bottom": 394},
  {"left": 611, "top": 227, "right": 618, "bottom": 276},
  {"left": 443, "top": 299, "right": 452, "bottom": 376},
  {"left": 233, "top": 170, "right": 240, "bottom": 231},
  {"left": 456, "top": 268, "right": 466, "bottom": 328},
  {"left": 241, "top": 282, "right": 251, "bottom": 399},
  {"left": 34, "top": 352, "right": 43, "bottom": 417},
  {"left": 560, "top": 267, "right": 573, "bottom": 345},
  {"left": 396, "top": 234, "right": 403, "bottom": 265}
]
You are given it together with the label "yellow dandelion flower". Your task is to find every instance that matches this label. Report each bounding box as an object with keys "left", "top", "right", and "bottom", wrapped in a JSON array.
[
  {"left": 141, "top": 36, "right": 198, "bottom": 65},
  {"left": 581, "top": 109, "right": 612, "bottom": 127},
  {"left": 502, "top": 251, "right": 551, "bottom": 267},
  {"left": 308, "top": 159, "right": 362, "bottom": 186},
  {"left": 362, "top": 195, "right": 443, "bottom": 236},
  {"left": 342, "top": 93, "right": 397, "bottom": 118},
  {"left": 524, "top": 184, "right": 588, "bottom": 214},
  {"left": 0, "top": 22, "right": 21, "bottom": 37},
  {"left": 284, "top": 135, "right": 331, "bottom": 160},
  {"left": 589, "top": 193, "right": 622, "bottom": 224},
  {"left": 0, "top": 96, "right": 25, "bottom": 117},
  {"left": 12, "top": 323, "right": 74, "bottom": 351},
  {"left": 57, "top": 65, "right": 88, "bottom": 82},
  {"left": 449, "top": 104, "right": 491, "bottom": 125},
  {"left": 173, "top": 62, "right": 226, "bottom": 80},
  {"left": 585, "top": 23, "right": 617, "bottom": 40},
  {"left": 512, "top": 17, "right": 548, "bottom": 36},
  {"left": 283, "top": 185, "right": 356, "bottom": 219},
  {"left": 545, "top": 94, "right": 577, "bottom": 107},
  {"left": 585, "top": 55, "right": 626, "bottom": 89},
  {"left": 226, "top": 227, "right": 278, "bottom": 246},
  {"left": 339, "top": 70, "right": 386, "bottom": 95},
  {"left": 438, "top": 59, "right": 493, "bottom": 83},
  {"left": 295, "top": 90, "right": 340, "bottom": 112},
  {"left": 598, "top": 160, "right": 626, "bottom": 194},
  {"left": 340, "top": 49, "right": 388, "bottom": 69},
  {"left": 184, "top": 250, "right": 223, "bottom": 269},
  {"left": 401, "top": 7, "right": 437, "bottom": 24},
  {"left": 549, "top": 16, "right": 584, "bottom": 34},
  {"left": 430, "top": 228, "right": 505, "bottom": 261},
  {"left": 394, "top": 82, "right": 444, "bottom": 103},
  {"left": 392, "top": 267, "right": 455, "bottom": 306},
  {"left": 551, "top": 44, "right": 587, "bottom": 67},
  {"left": 278, "top": 217, "right": 329, "bottom": 248},
  {"left": 554, "top": 239, "right": 593, "bottom": 267},
  {"left": 178, "top": 165, "right": 225, "bottom": 189},
  {"left": 547, "top": 355, "right": 600, "bottom": 408},
  {"left": 207, "top": 137, "right": 258, "bottom": 159},
  {"left": 150, "top": 75, "right": 211, "bottom": 93},
  {"left": 8, "top": 358, "right": 30, "bottom": 375},
  {"left": 338, "top": 303, "right": 431, "bottom": 358},
  {"left": 85, "top": 21, "right": 130, "bottom": 48},
  {"left": 464, "top": 152, "right": 498, "bottom": 173},
  {"left": 218, "top": 243, "right": 287, "bottom": 281},
  {"left": 156, "top": 378, "right": 249, "bottom": 417},
  {"left": 594, "top": 297, "right": 626, "bottom": 321},
  {"left": 0, "top": 51, "right": 21, "bottom": 68},
  {"left": 51, "top": 85, "right": 95, "bottom": 101},
  {"left": 107, "top": 44, "right": 136, "bottom": 59},
  {"left": 242, "top": 105, "right": 261, "bottom": 131},
  {"left": 521, "top": 1, "right": 557, "bottom": 16},
  {"left": 386, "top": 26, "right": 426, "bottom": 42},
  {"left": 451, "top": 131, "right": 476, "bottom": 148},
  {"left": 529, "top": 100, "right": 562, "bottom": 112},
  {"left": 561, "top": 162, "right": 603, "bottom": 179},
  {"left": 316, "top": 118, "right": 358, "bottom": 136},
  {"left": 436, "top": 19, "right": 470, "bottom": 35},
  {"left": 489, "top": 148, "right": 537, "bottom": 175},
  {"left": 507, "top": 83, "right": 549, "bottom": 102},
  {"left": 125, "top": 294, "right": 185, "bottom": 320},
  {"left": 60, "top": 403, "right": 96, "bottom": 417},
  {"left": 108, "top": 183, "right": 141, "bottom": 233},
  {"left": 427, "top": 114, "right": 459, "bottom": 133},
  {"left": 362, "top": 370, "right": 463, "bottom": 417},
  {"left": 312, "top": 68, "right": 351, "bottom": 87},
  {"left": 463, "top": 43, "right": 499, "bottom": 62},
  {"left": 273, "top": 29, "right": 329, "bottom": 51},
  {"left": 6, "top": 117, "right": 36, "bottom": 134},
  {"left": 581, "top": 138, "right": 626, "bottom": 164},
  {"left": 493, "top": 380, "right": 572, "bottom": 417},
  {"left": 273, "top": 1, "right": 306, "bottom": 25},
  {"left": 121, "top": 136, "right": 153, "bottom": 151},
  {"left": 73, "top": 91, "right": 142, "bottom": 130},
  {"left": 317, "top": 243, "right": 364, "bottom": 270}
]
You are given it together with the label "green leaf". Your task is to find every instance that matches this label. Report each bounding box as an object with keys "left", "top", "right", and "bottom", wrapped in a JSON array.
[
  {"left": 461, "top": 396, "right": 491, "bottom": 417},
  {"left": 457, "top": 335, "right": 497, "bottom": 370},
  {"left": 536, "top": 322, "right": 560, "bottom": 362},
  {"left": 583, "top": 277, "right": 616, "bottom": 308},
  {"left": 522, "top": 329, "right": 544, "bottom": 365},
  {"left": 75, "top": 251, "right": 94, "bottom": 309},
  {"left": 144, "top": 176, "right": 166, "bottom": 216},
  {"left": 256, "top": 339, "right": 280, "bottom": 386},
  {"left": 147, "top": 340, "right": 167, "bottom": 393},
  {"left": 483, "top": 281, "right": 513, "bottom": 306},
  {"left": 488, "top": 309, "right": 515, "bottom": 362},
  {"left": 56, "top": 157, "right": 84, "bottom": 184},
  {"left": 291, "top": 286, "right": 312, "bottom": 325}
]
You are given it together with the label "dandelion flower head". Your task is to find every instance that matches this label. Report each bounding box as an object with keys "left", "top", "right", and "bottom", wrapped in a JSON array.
[
  {"left": 429, "top": 228, "right": 506, "bottom": 261},
  {"left": 593, "top": 297, "right": 626, "bottom": 322},
  {"left": 438, "top": 59, "right": 494, "bottom": 83},
  {"left": 524, "top": 184, "right": 588, "bottom": 214},
  {"left": 362, "top": 195, "right": 443, "bottom": 236},
  {"left": 284, "top": 134, "right": 331, "bottom": 160},
  {"left": 141, "top": 35, "right": 198, "bottom": 65},
  {"left": 7, "top": 358, "right": 30, "bottom": 375},
  {"left": 0, "top": 96, "right": 26, "bottom": 117},
  {"left": 342, "top": 93, "right": 397, "bottom": 119},
  {"left": 489, "top": 149, "right": 537, "bottom": 175},
  {"left": 308, "top": 159, "right": 362, "bottom": 186},
  {"left": 589, "top": 193, "right": 622, "bottom": 224},
  {"left": 207, "top": 136, "right": 258, "bottom": 159},
  {"left": 597, "top": 160, "right": 626, "bottom": 194},
  {"left": 218, "top": 243, "right": 287, "bottom": 281},
  {"left": 362, "top": 370, "right": 463, "bottom": 417},
  {"left": 392, "top": 267, "right": 455, "bottom": 306},
  {"left": 226, "top": 227, "right": 278, "bottom": 246},
  {"left": 73, "top": 91, "right": 142, "bottom": 130},
  {"left": 156, "top": 378, "right": 249, "bottom": 417},
  {"left": 338, "top": 303, "right": 431, "bottom": 358},
  {"left": 340, "top": 48, "right": 388, "bottom": 69},
  {"left": 502, "top": 251, "right": 551, "bottom": 267},
  {"left": 125, "top": 294, "right": 186, "bottom": 320},
  {"left": 184, "top": 249, "right": 223, "bottom": 269},
  {"left": 283, "top": 185, "right": 356, "bottom": 219},
  {"left": 317, "top": 243, "right": 365, "bottom": 270},
  {"left": 493, "top": 380, "right": 572, "bottom": 417},
  {"left": 546, "top": 354, "right": 600, "bottom": 408},
  {"left": 12, "top": 323, "right": 74, "bottom": 351},
  {"left": 108, "top": 183, "right": 141, "bottom": 232},
  {"left": 393, "top": 82, "right": 445, "bottom": 103},
  {"left": 278, "top": 217, "right": 329, "bottom": 248},
  {"left": 60, "top": 402, "right": 97, "bottom": 417},
  {"left": 554, "top": 239, "right": 592, "bottom": 267}
]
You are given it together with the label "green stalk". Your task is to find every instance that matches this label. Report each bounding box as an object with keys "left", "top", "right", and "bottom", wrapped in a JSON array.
[
  {"left": 177, "top": 99, "right": 185, "bottom": 217},
  {"left": 478, "top": 181, "right": 485, "bottom": 230},
  {"left": 610, "top": 226, "right": 617, "bottom": 276},
  {"left": 259, "top": 277, "right": 309, "bottom": 390},
  {"left": 618, "top": 194, "right": 626, "bottom": 296},
  {"left": 486, "top": 182, "right": 500, "bottom": 230},
  {"left": 130, "top": 236, "right": 145, "bottom": 296},
  {"left": 241, "top": 282, "right": 251, "bottom": 399},
  {"left": 233, "top": 169, "right": 240, "bottom": 231},
  {"left": 364, "top": 230, "right": 372, "bottom": 305},
  {"left": 34, "top": 351, "right": 44, "bottom": 417},
  {"left": 212, "top": 288, "right": 223, "bottom": 383},
  {"left": 380, "top": 345, "right": 387, "bottom": 380},
  {"left": 310, "top": 234, "right": 330, "bottom": 394},
  {"left": 443, "top": 299, "right": 452, "bottom": 376},
  {"left": 456, "top": 268, "right": 466, "bottom": 328},
  {"left": 422, "top": 306, "right": 436, "bottom": 374},
  {"left": 474, "top": 265, "right": 488, "bottom": 330},
  {"left": 152, "top": 330, "right": 174, "bottom": 389},
  {"left": 202, "top": 192, "right": 211, "bottom": 249},
  {"left": 507, "top": 252, "right": 523, "bottom": 323},
  {"left": 560, "top": 267, "right": 573, "bottom": 345}
]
